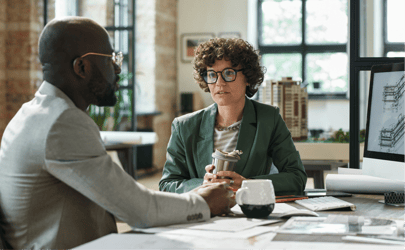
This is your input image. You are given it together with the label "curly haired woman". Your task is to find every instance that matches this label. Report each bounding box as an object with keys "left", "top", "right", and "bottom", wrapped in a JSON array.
[{"left": 159, "top": 38, "right": 307, "bottom": 196}]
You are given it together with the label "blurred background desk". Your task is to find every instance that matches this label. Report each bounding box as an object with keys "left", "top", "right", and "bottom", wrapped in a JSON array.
[
  {"left": 295, "top": 143, "right": 364, "bottom": 189},
  {"left": 102, "top": 131, "right": 158, "bottom": 179},
  {"left": 302, "top": 160, "right": 348, "bottom": 189}
]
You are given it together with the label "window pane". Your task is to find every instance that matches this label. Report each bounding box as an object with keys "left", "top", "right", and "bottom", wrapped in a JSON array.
[
  {"left": 306, "top": 0, "right": 348, "bottom": 44},
  {"left": 387, "top": 0, "right": 405, "bottom": 43},
  {"left": 306, "top": 53, "right": 348, "bottom": 93},
  {"left": 260, "top": 0, "right": 302, "bottom": 45},
  {"left": 387, "top": 51, "right": 405, "bottom": 57},
  {"left": 262, "top": 53, "right": 302, "bottom": 82},
  {"left": 54, "top": 0, "right": 77, "bottom": 17},
  {"left": 108, "top": 30, "right": 133, "bottom": 88}
]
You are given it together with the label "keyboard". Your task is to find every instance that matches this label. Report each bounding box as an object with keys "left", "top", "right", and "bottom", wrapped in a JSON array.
[{"left": 295, "top": 196, "right": 356, "bottom": 211}]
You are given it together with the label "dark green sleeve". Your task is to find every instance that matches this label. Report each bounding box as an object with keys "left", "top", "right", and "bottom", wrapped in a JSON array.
[
  {"left": 159, "top": 119, "right": 203, "bottom": 193},
  {"left": 251, "top": 109, "right": 307, "bottom": 196}
]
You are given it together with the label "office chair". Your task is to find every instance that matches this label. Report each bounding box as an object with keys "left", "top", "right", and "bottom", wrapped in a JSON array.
[
  {"left": 0, "top": 227, "right": 6, "bottom": 250},
  {"left": 0, "top": 228, "right": 6, "bottom": 250},
  {"left": 0, "top": 202, "right": 11, "bottom": 249}
]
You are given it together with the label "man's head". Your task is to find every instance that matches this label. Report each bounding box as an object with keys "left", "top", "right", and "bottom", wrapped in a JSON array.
[{"left": 38, "top": 17, "right": 121, "bottom": 110}]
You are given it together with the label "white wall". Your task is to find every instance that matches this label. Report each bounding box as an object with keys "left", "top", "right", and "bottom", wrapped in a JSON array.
[
  {"left": 308, "top": 99, "right": 350, "bottom": 132},
  {"left": 177, "top": 0, "right": 249, "bottom": 107}
]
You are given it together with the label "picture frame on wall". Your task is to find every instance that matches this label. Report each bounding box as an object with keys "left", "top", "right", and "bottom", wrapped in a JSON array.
[
  {"left": 181, "top": 33, "right": 215, "bottom": 63},
  {"left": 218, "top": 32, "right": 241, "bottom": 39}
]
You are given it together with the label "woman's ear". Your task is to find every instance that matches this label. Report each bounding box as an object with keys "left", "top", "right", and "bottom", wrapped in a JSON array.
[{"left": 73, "top": 57, "right": 91, "bottom": 79}]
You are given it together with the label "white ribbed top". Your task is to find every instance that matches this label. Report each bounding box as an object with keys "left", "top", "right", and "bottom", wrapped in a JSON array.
[{"left": 213, "top": 120, "right": 242, "bottom": 153}]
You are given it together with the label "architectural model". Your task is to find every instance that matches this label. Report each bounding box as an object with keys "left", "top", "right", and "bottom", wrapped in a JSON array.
[{"left": 261, "top": 77, "right": 308, "bottom": 141}]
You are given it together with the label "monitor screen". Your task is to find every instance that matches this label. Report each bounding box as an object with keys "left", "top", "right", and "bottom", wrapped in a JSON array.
[{"left": 363, "top": 62, "right": 404, "bottom": 182}]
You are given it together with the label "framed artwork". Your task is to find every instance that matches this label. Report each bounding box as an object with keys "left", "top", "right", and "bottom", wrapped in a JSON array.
[
  {"left": 181, "top": 33, "right": 215, "bottom": 63},
  {"left": 218, "top": 32, "right": 241, "bottom": 39}
]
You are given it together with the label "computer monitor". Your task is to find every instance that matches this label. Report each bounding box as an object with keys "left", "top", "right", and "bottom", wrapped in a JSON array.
[{"left": 363, "top": 62, "right": 404, "bottom": 182}]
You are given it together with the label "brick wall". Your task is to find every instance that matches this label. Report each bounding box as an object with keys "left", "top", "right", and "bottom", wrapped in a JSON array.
[
  {"left": 136, "top": 0, "right": 178, "bottom": 169},
  {"left": 0, "top": 0, "right": 43, "bottom": 140},
  {"left": 153, "top": 0, "right": 177, "bottom": 169},
  {"left": 0, "top": 0, "right": 178, "bottom": 170}
]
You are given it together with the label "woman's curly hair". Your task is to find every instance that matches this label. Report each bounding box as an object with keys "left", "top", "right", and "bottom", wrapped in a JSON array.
[{"left": 193, "top": 38, "right": 266, "bottom": 98}]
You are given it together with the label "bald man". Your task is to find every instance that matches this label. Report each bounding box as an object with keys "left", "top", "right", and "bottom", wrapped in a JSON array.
[{"left": 0, "top": 17, "right": 234, "bottom": 249}]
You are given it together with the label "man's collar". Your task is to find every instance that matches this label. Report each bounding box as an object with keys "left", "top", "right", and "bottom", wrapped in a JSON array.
[{"left": 37, "top": 81, "right": 77, "bottom": 108}]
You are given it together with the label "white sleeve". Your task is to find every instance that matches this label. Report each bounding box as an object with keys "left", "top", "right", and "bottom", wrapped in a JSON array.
[{"left": 44, "top": 108, "right": 210, "bottom": 228}]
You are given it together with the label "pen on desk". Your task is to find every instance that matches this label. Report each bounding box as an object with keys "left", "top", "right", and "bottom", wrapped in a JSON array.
[{"left": 341, "top": 236, "right": 404, "bottom": 245}]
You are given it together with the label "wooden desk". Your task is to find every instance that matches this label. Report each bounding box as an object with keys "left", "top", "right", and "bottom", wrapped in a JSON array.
[
  {"left": 274, "top": 194, "right": 404, "bottom": 242},
  {"left": 75, "top": 194, "right": 404, "bottom": 249}
]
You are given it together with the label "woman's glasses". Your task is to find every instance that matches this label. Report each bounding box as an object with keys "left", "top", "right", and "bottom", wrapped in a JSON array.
[{"left": 201, "top": 68, "right": 244, "bottom": 84}]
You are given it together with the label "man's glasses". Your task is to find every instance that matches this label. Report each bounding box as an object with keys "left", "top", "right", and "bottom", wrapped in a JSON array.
[
  {"left": 79, "top": 52, "right": 123, "bottom": 68},
  {"left": 201, "top": 68, "right": 244, "bottom": 84}
]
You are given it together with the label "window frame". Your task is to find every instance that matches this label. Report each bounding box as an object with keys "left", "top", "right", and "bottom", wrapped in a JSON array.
[
  {"left": 349, "top": 1, "right": 403, "bottom": 170},
  {"left": 383, "top": 0, "right": 405, "bottom": 56},
  {"left": 257, "top": 0, "right": 348, "bottom": 99}
]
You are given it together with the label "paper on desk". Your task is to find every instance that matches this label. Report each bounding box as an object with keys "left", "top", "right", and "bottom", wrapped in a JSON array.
[
  {"left": 325, "top": 174, "right": 404, "bottom": 193},
  {"left": 230, "top": 203, "right": 317, "bottom": 218},
  {"left": 134, "top": 217, "right": 280, "bottom": 233},
  {"left": 338, "top": 167, "right": 363, "bottom": 175},
  {"left": 158, "top": 226, "right": 278, "bottom": 240},
  {"left": 231, "top": 203, "right": 296, "bottom": 215},
  {"left": 74, "top": 233, "right": 405, "bottom": 250}
]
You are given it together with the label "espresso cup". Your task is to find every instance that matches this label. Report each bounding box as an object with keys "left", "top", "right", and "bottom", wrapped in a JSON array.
[{"left": 235, "top": 180, "right": 275, "bottom": 218}]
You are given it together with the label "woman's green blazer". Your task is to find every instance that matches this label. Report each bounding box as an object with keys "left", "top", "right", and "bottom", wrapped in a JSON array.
[{"left": 159, "top": 97, "right": 307, "bottom": 196}]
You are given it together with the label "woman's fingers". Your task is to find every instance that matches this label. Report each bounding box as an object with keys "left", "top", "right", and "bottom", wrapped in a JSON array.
[
  {"left": 205, "top": 164, "right": 215, "bottom": 173},
  {"left": 204, "top": 172, "right": 217, "bottom": 180}
]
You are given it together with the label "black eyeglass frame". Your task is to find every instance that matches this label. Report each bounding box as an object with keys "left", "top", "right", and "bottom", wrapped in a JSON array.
[{"left": 200, "top": 68, "right": 245, "bottom": 84}]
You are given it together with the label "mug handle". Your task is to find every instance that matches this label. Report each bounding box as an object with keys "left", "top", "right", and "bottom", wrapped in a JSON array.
[{"left": 235, "top": 187, "right": 248, "bottom": 205}]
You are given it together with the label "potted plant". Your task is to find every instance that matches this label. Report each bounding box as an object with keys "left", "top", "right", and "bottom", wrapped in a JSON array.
[{"left": 88, "top": 73, "right": 133, "bottom": 131}]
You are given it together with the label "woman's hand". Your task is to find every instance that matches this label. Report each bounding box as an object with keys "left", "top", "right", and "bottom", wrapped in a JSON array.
[
  {"left": 216, "top": 171, "right": 247, "bottom": 190},
  {"left": 203, "top": 164, "right": 247, "bottom": 190},
  {"left": 203, "top": 164, "right": 217, "bottom": 184}
]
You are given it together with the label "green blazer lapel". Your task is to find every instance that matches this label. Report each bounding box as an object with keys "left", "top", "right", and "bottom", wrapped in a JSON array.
[
  {"left": 195, "top": 103, "right": 217, "bottom": 175},
  {"left": 234, "top": 98, "right": 257, "bottom": 174}
]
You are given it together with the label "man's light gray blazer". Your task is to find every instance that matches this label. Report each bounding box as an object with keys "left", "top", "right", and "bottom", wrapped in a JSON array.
[{"left": 0, "top": 82, "right": 210, "bottom": 249}]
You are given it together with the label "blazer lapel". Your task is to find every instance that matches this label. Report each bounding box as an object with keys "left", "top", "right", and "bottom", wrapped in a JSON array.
[
  {"left": 195, "top": 103, "right": 217, "bottom": 176},
  {"left": 234, "top": 98, "right": 257, "bottom": 174}
]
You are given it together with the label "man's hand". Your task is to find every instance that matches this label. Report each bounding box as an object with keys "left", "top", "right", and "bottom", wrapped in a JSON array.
[{"left": 191, "top": 182, "right": 236, "bottom": 217}]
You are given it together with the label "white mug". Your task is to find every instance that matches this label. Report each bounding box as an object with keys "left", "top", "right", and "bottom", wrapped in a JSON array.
[{"left": 235, "top": 180, "right": 275, "bottom": 218}]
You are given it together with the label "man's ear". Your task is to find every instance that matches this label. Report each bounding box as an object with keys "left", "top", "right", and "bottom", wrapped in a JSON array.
[{"left": 73, "top": 57, "right": 91, "bottom": 79}]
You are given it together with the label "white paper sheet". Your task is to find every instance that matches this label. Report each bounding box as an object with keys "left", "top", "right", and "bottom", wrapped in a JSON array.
[
  {"left": 134, "top": 217, "right": 280, "bottom": 233},
  {"left": 338, "top": 167, "right": 363, "bottom": 175},
  {"left": 231, "top": 203, "right": 318, "bottom": 218},
  {"left": 158, "top": 226, "right": 278, "bottom": 239},
  {"left": 342, "top": 236, "right": 405, "bottom": 245},
  {"left": 231, "top": 203, "right": 296, "bottom": 215},
  {"left": 325, "top": 174, "right": 404, "bottom": 193},
  {"left": 74, "top": 233, "right": 404, "bottom": 249}
]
